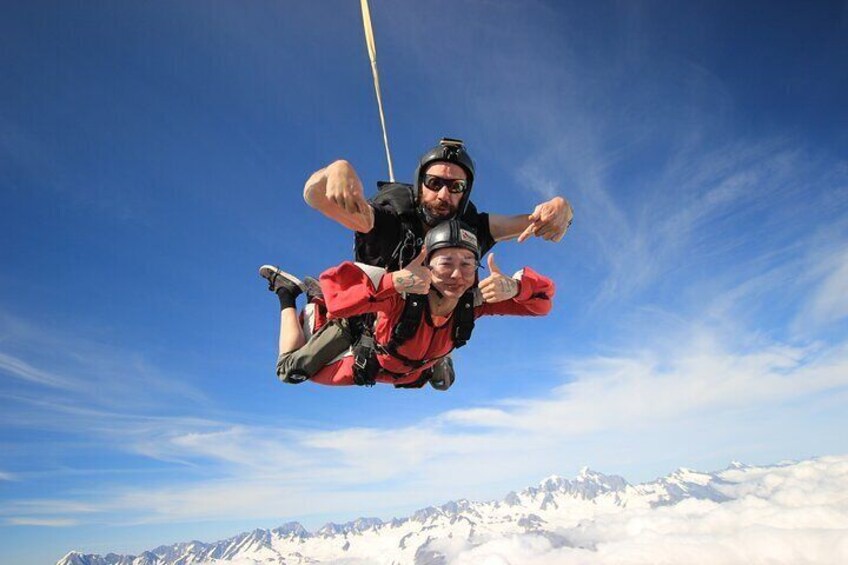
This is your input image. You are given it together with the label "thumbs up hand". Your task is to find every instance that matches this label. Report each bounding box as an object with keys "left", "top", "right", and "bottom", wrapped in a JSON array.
[
  {"left": 478, "top": 253, "right": 519, "bottom": 303},
  {"left": 391, "top": 248, "right": 432, "bottom": 295}
]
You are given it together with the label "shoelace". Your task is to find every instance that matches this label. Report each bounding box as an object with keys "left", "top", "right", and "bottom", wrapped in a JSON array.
[{"left": 267, "top": 269, "right": 281, "bottom": 291}]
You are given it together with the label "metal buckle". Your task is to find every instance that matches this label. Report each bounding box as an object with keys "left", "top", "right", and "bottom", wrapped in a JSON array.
[{"left": 354, "top": 354, "right": 368, "bottom": 370}]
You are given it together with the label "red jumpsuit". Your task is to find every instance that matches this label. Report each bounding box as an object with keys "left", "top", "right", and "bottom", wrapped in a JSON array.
[{"left": 304, "top": 261, "right": 555, "bottom": 386}]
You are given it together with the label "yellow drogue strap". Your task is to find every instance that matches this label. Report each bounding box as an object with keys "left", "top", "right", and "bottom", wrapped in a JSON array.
[{"left": 360, "top": 0, "right": 395, "bottom": 182}]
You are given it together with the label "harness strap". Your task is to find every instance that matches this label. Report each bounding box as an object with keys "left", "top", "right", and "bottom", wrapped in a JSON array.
[
  {"left": 379, "top": 342, "right": 446, "bottom": 371},
  {"left": 452, "top": 291, "right": 476, "bottom": 348},
  {"left": 393, "top": 367, "right": 434, "bottom": 389},
  {"left": 350, "top": 289, "right": 476, "bottom": 387},
  {"left": 349, "top": 313, "right": 379, "bottom": 386},
  {"left": 390, "top": 293, "right": 427, "bottom": 344}
]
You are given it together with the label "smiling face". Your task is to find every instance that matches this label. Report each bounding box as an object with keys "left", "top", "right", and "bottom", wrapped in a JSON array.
[
  {"left": 419, "top": 162, "right": 467, "bottom": 222},
  {"left": 428, "top": 247, "right": 478, "bottom": 299}
]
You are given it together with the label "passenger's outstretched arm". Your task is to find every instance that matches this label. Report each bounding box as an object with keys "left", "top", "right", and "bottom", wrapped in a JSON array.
[
  {"left": 476, "top": 256, "right": 555, "bottom": 317},
  {"left": 478, "top": 253, "right": 519, "bottom": 304},
  {"left": 321, "top": 248, "right": 434, "bottom": 320},
  {"left": 488, "top": 196, "right": 573, "bottom": 242},
  {"left": 303, "top": 160, "right": 375, "bottom": 233},
  {"left": 320, "top": 262, "right": 396, "bottom": 319}
]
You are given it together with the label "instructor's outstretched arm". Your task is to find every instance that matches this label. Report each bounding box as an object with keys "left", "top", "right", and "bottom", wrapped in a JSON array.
[
  {"left": 488, "top": 195, "right": 573, "bottom": 242},
  {"left": 303, "top": 160, "right": 375, "bottom": 234}
]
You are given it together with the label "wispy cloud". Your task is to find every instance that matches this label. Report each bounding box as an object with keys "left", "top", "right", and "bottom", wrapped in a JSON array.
[
  {"left": 397, "top": 2, "right": 848, "bottom": 313},
  {"left": 4, "top": 518, "right": 79, "bottom": 527},
  {"left": 0, "top": 500, "right": 100, "bottom": 517},
  {"left": 0, "top": 352, "right": 80, "bottom": 391},
  {"left": 0, "top": 311, "right": 209, "bottom": 422},
  {"left": 7, "top": 317, "right": 848, "bottom": 527},
  {"left": 798, "top": 247, "right": 848, "bottom": 329},
  {"left": 514, "top": 123, "right": 840, "bottom": 309}
]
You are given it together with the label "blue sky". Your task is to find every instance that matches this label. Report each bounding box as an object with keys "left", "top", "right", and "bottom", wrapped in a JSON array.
[{"left": 2, "top": 1, "right": 847, "bottom": 563}]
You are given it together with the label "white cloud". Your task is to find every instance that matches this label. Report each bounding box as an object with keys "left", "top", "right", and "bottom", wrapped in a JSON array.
[
  {"left": 41, "top": 456, "right": 848, "bottom": 563},
  {"left": 0, "top": 499, "right": 100, "bottom": 517},
  {"left": 442, "top": 333, "right": 846, "bottom": 438},
  {"left": 8, "top": 321, "right": 848, "bottom": 528},
  {"left": 4, "top": 517, "right": 79, "bottom": 527},
  {"left": 446, "top": 457, "right": 848, "bottom": 565},
  {"left": 800, "top": 248, "right": 848, "bottom": 328},
  {"left": 0, "top": 311, "right": 209, "bottom": 434},
  {"left": 0, "top": 351, "right": 80, "bottom": 391},
  {"left": 516, "top": 137, "right": 823, "bottom": 308}
]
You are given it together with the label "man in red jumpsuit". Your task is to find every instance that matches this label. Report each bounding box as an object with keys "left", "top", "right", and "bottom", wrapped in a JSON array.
[{"left": 259, "top": 220, "right": 555, "bottom": 388}]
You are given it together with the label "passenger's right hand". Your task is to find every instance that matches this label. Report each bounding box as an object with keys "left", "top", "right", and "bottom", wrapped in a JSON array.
[
  {"left": 391, "top": 249, "right": 432, "bottom": 294},
  {"left": 325, "top": 160, "right": 369, "bottom": 215}
]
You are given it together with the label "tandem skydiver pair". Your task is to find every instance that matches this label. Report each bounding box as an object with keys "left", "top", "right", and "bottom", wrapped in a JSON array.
[{"left": 259, "top": 138, "right": 571, "bottom": 390}]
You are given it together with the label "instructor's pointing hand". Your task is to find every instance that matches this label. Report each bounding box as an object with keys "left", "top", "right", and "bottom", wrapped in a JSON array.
[
  {"left": 392, "top": 248, "right": 432, "bottom": 295},
  {"left": 517, "top": 196, "right": 573, "bottom": 243},
  {"left": 325, "top": 160, "right": 369, "bottom": 216}
]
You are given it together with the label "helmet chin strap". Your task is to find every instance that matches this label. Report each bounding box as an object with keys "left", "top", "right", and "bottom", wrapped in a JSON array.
[{"left": 430, "top": 286, "right": 444, "bottom": 299}]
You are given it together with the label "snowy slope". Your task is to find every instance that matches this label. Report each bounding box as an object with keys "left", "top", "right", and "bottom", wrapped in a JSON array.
[{"left": 56, "top": 456, "right": 848, "bottom": 565}]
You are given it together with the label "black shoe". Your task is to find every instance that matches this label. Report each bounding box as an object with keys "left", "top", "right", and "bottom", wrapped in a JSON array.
[
  {"left": 258, "top": 265, "right": 307, "bottom": 296},
  {"left": 302, "top": 276, "right": 323, "bottom": 301},
  {"left": 429, "top": 356, "right": 455, "bottom": 391}
]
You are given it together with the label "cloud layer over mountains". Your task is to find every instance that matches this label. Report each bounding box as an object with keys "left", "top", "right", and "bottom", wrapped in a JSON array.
[{"left": 59, "top": 454, "right": 848, "bottom": 565}]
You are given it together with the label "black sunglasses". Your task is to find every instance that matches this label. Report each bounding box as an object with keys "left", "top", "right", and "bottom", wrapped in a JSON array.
[{"left": 422, "top": 174, "right": 468, "bottom": 194}]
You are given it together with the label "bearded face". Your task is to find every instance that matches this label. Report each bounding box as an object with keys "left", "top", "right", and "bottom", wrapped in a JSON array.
[{"left": 419, "top": 162, "right": 467, "bottom": 222}]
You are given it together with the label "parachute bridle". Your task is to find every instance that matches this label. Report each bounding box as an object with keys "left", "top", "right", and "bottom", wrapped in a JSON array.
[{"left": 360, "top": 0, "right": 395, "bottom": 182}]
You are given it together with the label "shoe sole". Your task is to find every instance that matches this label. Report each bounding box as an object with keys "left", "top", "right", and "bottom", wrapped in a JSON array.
[{"left": 259, "top": 265, "right": 306, "bottom": 293}]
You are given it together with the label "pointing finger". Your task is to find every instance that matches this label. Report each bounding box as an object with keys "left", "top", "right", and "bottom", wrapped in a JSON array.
[{"left": 517, "top": 223, "right": 536, "bottom": 243}]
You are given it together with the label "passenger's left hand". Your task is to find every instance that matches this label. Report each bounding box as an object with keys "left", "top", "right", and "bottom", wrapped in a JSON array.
[
  {"left": 517, "top": 196, "right": 573, "bottom": 243},
  {"left": 478, "top": 253, "right": 519, "bottom": 303}
]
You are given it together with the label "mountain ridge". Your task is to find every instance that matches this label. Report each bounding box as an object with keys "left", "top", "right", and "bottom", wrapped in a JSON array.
[{"left": 54, "top": 459, "right": 791, "bottom": 565}]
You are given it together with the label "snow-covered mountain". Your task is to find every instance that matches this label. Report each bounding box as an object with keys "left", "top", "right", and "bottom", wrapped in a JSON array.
[{"left": 56, "top": 456, "right": 848, "bottom": 564}]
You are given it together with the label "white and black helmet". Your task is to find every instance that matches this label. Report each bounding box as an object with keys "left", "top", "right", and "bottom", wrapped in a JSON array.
[{"left": 424, "top": 220, "right": 480, "bottom": 263}]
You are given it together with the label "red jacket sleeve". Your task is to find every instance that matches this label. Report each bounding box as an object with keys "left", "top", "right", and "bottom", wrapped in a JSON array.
[
  {"left": 320, "top": 261, "right": 400, "bottom": 319},
  {"left": 476, "top": 267, "right": 555, "bottom": 317}
]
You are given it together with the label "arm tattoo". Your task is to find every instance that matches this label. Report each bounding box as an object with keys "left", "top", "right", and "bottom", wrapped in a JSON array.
[{"left": 497, "top": 278, "right": 517, "bottom": 296}]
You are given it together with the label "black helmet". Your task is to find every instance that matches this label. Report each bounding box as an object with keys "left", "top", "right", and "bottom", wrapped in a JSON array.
[
  {"left": 425, "top": 220, "right": 480, "bottom": 262},
  {"left": 414, "top": 138, "right": 476, "bottom": 225}
]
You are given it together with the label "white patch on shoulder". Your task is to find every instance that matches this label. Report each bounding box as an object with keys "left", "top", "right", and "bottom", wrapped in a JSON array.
[
  {"left": 301, "top": 303, "right": 317, "bottom": 338},
  {"left": 354, "top": 262, "right": 388, "bottom": 290}
]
